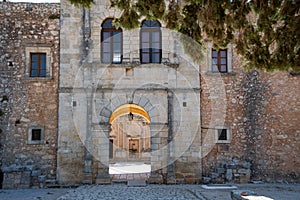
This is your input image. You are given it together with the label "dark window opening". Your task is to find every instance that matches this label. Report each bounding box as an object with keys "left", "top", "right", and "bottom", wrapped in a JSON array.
[
  {"left": 212, "top": 49, "right": 227, "bottom": 73},
  {"left": 101, "top": 18, "right": 123, "bottom": 64},
  {"left": 30, "top": 53, "right": 46, "bottom": 77},
  {"left": 109, "top": 139, "right": 113, "bottom": 159},
  {"left": 32, "top": 129, "right": 42, "bottom": 141},
  {"left": 140, "top": 20, "right": 162, "bottom": 64},
  {"left": 218, "top": 129, "right": 227, "bottom": 140}
]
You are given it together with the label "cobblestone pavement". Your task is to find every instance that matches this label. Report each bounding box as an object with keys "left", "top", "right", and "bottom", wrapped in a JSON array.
[
  {"left": 0, "top": 188, "right": 70, "bottom": 200},
  {"left": 57, "top": 184, "right": 206, "bottom": 200},
  {"left": 0, "top": 183, "right": 299, "bottom": 200}
]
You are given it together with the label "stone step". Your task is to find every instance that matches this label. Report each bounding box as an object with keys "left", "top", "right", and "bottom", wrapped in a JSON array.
[
  {"left": 110, "top": 173, "right": 150, "bottom": 181},
  {"left": 127, "top": 180, "right": 147, "bottom": 187}
]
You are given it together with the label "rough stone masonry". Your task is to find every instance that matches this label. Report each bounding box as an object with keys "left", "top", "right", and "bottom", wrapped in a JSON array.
[
  {"left": 0, "top": 2, "right": 60, "bottom": 188},
  {"left": 0, "top": 1, "right": 299, "bottom": 189}
]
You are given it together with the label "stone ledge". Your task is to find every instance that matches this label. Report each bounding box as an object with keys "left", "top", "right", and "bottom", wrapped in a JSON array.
[
  {"left": 205, "top": 71, "right": 237, "bottom": 76},
  {"left": 1, "top": 165, "right": 35, "bottom": 172}
]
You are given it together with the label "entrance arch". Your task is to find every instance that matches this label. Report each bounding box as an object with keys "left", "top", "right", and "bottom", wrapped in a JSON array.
[
  {"left": 109, "top": 104, "right": 151, "bottom": 179},
  {"left": 109, "top": 103, "right": 151, "bottom": 124}
]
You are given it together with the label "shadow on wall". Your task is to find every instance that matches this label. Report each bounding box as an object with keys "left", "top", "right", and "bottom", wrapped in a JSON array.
[{"left": 0, "top": 169, "right": 3, "bottom": 189}]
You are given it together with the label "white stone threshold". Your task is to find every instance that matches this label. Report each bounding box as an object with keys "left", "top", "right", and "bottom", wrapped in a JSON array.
[{"left": 201, "top": 184, "right": 238, "bottom": 189}]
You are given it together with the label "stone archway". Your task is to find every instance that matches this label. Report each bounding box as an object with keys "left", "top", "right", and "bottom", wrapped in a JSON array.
[{"left": 108, "top": 104, "right": 151, "bottom": 181}]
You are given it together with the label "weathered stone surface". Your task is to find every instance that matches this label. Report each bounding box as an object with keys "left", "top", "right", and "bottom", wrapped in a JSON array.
[
  {"left": 1, "top": 0, "right": 299, "bottom": 189},
  {"left": 0, "top": 2, "right": 60, "bottom": 188},
  {"left": 127, "top": 180, "right": 147, "bottom": 187},
  {"left": 201, "top": 47, "right": 300, "bottom": 183}
]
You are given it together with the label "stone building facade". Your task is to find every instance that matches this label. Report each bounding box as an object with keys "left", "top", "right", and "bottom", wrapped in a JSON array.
[
  {"left": 0, "top": 1, "right": 299, "bottom": 188},
  {"left": 0, "top": 2, "right": 60, "bottom": 188},
  {"left": 58, "top": 0, "right": 201, "bottom": 185}
]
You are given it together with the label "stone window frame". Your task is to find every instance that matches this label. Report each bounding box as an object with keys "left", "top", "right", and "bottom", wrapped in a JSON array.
[
  {"left": 25, "top": 45, "right": 52, "bottom": 79},
  {"left": 215, "top": 126, "right": 231, "bottom": 143},
  {"left": 28, "top": 126, "right": 44, "bottom": 145},
  {"left": 206, "top": 42, "right": 233, "bottom": 74}
]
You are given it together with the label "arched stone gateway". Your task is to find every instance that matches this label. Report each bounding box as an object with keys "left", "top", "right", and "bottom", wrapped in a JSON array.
[
  {"left": 108, "top": 104, "right": 151, "bottom": 181},
  {"left": 92, "top": 93, "right": 171, "bottom": 184}
]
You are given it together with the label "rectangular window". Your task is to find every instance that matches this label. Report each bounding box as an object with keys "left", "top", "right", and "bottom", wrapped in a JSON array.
[
  {"left": 109, "top": 139, "right": 114, "bottom": 159},
  {"left": 28, "top": 126, "right": 44, "bottom": 144},
  {"left": 215, "top": 126, "right": 231, "bottom": 143},
  {"left": 101, "top": 27, "right": 123, "bottom": 64},
  {"left": 25, "top": 46, "right": 52, "bottom": 79},
  {"left": 140, "top": 20, "right": 162, "bottom": 64},
  {"left": 30, "top": 53, "right": 47, "bottom": 77},
  {"left": 212, "top": 49, "right": 227, "bottom": 73}
]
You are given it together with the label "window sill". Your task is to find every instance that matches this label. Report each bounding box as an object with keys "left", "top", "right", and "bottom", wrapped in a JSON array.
[
  {"left": 216, "top": 140, "right": 231, "bottom": 144},
  {"left": 27, "top": 141, "right": 44, "bottom": 145},
  {"left": 23, "top": 76, "right": 53, "bottom": 81},
  {"left": 94, "top": 62, "right": 179, "bottom": 68},
  {"left": 205, "top": 71, "right": 236, "bottom": 76}
]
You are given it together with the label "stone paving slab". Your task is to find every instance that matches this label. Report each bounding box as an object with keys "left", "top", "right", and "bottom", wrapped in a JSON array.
[{"left": 127, "top": 180, "right": 147, "bottom": 187}]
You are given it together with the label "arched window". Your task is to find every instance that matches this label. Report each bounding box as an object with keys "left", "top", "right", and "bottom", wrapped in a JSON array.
[
  {"left": 140, "top": 20, "right": 162, "bottom": 64},
  {"left": 101, "top": 18, "right": 123, "bottom": 64}
]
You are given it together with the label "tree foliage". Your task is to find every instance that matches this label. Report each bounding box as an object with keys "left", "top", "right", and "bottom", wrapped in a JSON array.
[
  {"left": 68, "top": 0, "right": 94, "bottom": 8},
  {"left": 68, "top": 0, "right": 300, "bottom": 72}
]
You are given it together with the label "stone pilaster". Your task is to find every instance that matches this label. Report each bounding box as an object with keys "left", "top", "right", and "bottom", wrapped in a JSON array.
[
  {"left": 82, "top": 92, "right": 93, "bottom": 184},
  {"left": 95, "top": 123, "right": 111, "bottom": 184},
  {"left": 167, "top": 90, "right": 176, "bottom": 184},
  {"left": 148, "top": 123, "right": 168, "bottom": 184}
]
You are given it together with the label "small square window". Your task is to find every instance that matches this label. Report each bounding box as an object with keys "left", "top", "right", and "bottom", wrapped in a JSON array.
[
  {"left": 28, "top": 126, "right": 44, "bottom": 144},
  {"left": 31, "top": 129, "right": 42, "bottom": 141},
  {"left": 218, "top": 129, "right": 227, "bottom": 140},
  {"left": 215, "top": 126, "right": 231, "bottom": 143}
]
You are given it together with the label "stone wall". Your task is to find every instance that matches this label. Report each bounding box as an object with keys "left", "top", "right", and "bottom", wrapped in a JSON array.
[
  {"left": 200, "top": 45, "right": 300, "bottom": 183},
  {"left": 58, "top": 0, "right": 202, "bottom": 185},
  {"left": 0, "top": 0, "right": 299, "bottom": 188},
  {"left": 0, "top": 2, "right": 60, "bottom": 188}
]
